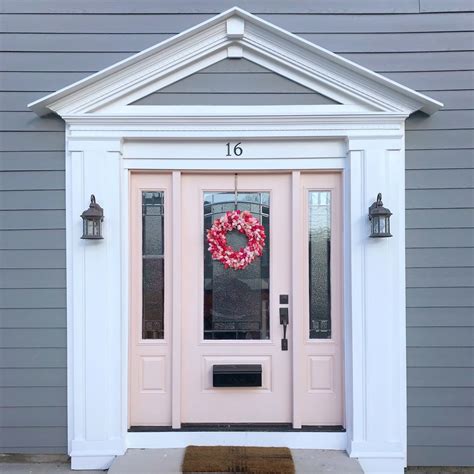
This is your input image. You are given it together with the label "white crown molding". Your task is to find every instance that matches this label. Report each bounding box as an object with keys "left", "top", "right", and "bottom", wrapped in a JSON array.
[
  {"left": 63, "top": 111, "right": 406, "bottom": 135},
  {"left": 28, "top": 7, "right": 442, "bottom": 117}
]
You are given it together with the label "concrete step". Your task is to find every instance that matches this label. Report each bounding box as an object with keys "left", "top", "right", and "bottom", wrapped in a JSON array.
[{"left": 109, "top": 448, "right": 363, "bottom": 473}]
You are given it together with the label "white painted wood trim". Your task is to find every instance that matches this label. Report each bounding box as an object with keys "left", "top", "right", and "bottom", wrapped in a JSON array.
[
  {"left": 127, "top": 431, "right": 348, "bottom": 450},
  {"left": 291, "top": 171, "right": 303, "bottom": 429},
  {"left": 65, "top": 136, "right": 74, "bottom": 456},
  {"left": 121, "top": 167, "right": 130, "bottom": 444},
  {"left": 28, "top": 8, "right": 441, "bottom": 117},
  {"left": 344, "top": 136, "right": 407, "bottom": 474},
  {"left": 171, "top": 171, "right": 182, "bottom": 429},
  {"left": 64, "top": 128, "right": 408, "bottom": 474},
  {"left": 122, "top": 159, "right": 346, "bottom": 171},
  {"left": 65, "top": 135, "right": 408, "bottom": 474}
]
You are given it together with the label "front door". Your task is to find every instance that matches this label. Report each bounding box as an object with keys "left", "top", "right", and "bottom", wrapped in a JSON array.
[
  {"left": 181, "top": 173, "right": 292, "bottom": 423},
  {"left": 129, "top": 171, "right": 343, "bottom": 428}
]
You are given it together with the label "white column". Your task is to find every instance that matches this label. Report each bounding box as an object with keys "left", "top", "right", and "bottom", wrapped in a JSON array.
[
  {"left": 67, "top": 139, "right": 125, "bottom": 470},
  {"left": 345, "top": 135, "right": 407, "bottom": 474}
]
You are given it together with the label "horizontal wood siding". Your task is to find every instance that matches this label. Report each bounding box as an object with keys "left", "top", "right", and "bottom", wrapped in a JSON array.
[
  {"left": 0, "top": 1, "right": 472, "bottom": 465},
  {"left": 131, "top": 60, "right": 338, "bottom": 106},
  {"left": 401, "top": 4, "right": 474, "bottom": 466}
]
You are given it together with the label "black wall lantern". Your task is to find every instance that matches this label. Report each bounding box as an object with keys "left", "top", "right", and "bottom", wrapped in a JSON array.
[
  {"left": 81, "top": 194, "right": 104, "bottom": 240},
  {"left": 369, "top": 193, "right": 392, "bottom": 238}
]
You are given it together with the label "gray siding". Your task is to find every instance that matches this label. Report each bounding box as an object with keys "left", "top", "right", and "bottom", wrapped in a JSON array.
[
  {"left": 131, "top": 59, "right": 339, "bottom": 105},
  {"left": 0, "top": 0, "right": 473, "bottom": 465}
]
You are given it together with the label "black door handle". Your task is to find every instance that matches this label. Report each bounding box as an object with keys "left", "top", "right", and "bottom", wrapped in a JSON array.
[{"left": 280, "top": 307, "right": 289, "bottom": 351}]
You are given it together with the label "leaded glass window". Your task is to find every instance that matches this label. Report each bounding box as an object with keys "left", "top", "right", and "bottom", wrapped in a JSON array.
[
  {"left": 142, "top": 191, "right": 164, "bottom": 339},
  {"left": 309, "top": 191, "right": 331, "bottom": 339},
  {"left": 203, "top": 192, "right": 270, "bottom": 340}
]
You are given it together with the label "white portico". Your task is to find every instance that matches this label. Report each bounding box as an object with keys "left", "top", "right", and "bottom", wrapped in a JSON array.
[{"left": 28, "top": 7, "right": 442, "bottom": 473}]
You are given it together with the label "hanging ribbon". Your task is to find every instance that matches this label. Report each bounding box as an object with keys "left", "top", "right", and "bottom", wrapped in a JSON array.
[{"left": 234, "top": 173, "right": 238, "bottom": 210}]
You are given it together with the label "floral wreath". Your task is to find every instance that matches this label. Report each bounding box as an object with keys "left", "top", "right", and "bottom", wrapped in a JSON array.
[{"left": 206, "top": 210, "right": 266, "bottom": 270}]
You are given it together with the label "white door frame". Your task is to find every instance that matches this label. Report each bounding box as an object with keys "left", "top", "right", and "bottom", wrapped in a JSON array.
[{"left": 65, "top": 115, "right": 407, "bottom": 474}]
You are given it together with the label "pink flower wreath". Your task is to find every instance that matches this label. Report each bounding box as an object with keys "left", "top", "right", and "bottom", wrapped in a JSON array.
[{"left": 206, "top": 210, "right": 266, "bottom": 270}]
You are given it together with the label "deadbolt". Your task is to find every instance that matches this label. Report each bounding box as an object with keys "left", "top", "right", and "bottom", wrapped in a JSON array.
[{"left": 279, "top": 294, "right": 289, "bottom": 305}]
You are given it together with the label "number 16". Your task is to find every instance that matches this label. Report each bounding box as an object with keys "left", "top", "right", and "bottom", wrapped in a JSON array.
[{"left": 226, "top": 142, "right": 243, "bottom": 157}]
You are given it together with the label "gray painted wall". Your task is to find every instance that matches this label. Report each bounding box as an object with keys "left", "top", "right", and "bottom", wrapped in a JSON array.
[
  {"left": 0, "top": 0, "right": 473, "bottom": 466},
  {"left": 131, "top": 59, "right": 339, "bottom": 105}
]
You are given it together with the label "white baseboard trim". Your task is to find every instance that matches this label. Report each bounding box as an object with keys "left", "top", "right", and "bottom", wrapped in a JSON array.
[{"left": 127, "top": 431, "right": 348, "bottom": 450}]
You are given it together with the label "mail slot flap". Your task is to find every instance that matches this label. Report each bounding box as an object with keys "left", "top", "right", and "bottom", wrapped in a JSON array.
[
  {"left": 213, "top": 364, "right": 262, "bottom": 374},
  {"left": 212, "top": 364, "right": 262, "bottom": 387}
]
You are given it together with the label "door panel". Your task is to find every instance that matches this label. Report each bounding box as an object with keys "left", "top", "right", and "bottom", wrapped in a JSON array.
[
  {"left": 129, "top": 173, "right": 172, "bottom": 426},
  {"left": 181, "top": 173, "right": 292, "bottom": 423},
  {"left": 299, "top": 173, "right": 344, "bottom": 425},
  {"left": 128, "top": 171, "right": 344, "bottom": 428}
]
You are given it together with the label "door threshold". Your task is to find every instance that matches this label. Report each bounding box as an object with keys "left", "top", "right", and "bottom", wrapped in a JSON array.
[{"left": 129, "top": 423, "right": 345, "bottom": 432}]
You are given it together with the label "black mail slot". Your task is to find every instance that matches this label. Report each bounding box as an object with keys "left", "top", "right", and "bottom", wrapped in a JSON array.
[{"left": 213, "top": 364, "right": 262, "bottom": 387}]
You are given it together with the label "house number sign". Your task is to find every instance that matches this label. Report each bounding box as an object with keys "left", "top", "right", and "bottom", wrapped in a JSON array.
[{"left": 226, "top": 142, "right": 243, "bottom": 157}]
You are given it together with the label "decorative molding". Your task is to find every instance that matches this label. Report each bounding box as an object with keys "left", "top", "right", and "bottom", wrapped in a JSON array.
[
  {"left": 63, "top": 111, "right": 407, "bottom": 139},
  {"left": 28, "top": 7, "right": 442, "bottom": 117},
  {"left": 227, "top": 44, "right": 243, "bottom": 58},
  {"left": 226, "top": 17, "right": 245, "bottom": 39}
]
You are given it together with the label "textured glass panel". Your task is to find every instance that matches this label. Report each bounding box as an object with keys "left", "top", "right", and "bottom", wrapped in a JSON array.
[
  {"left": 142, "top": 258, "right": 164, "bottom": 339},
  {"left": 142, "top": 191, "right": 164, "bottom": 339},
  {"left": 204, "top": 192, "right": 270, "bottom": 340},
  {"left": 309, "top": 191, "right": 331, "bottom": 339},
  {"left": 142, "top": 192, "right": 164, "bottom": 256}
]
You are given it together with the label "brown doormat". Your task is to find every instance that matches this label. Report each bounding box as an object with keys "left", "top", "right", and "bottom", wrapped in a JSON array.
[{"left": 182, "top": 445, "right": 295, "bottom": 474}]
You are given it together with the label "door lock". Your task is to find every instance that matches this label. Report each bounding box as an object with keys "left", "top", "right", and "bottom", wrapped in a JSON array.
[
  {"left": 279, "top": 294, "right": 289, "bottom": 305},
  {"left": 280, "top": 307, "right": 289, "bottom": 351}
]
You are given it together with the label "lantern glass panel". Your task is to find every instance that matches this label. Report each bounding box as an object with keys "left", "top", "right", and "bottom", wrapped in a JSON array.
[
  {"left": 379, "top": 217, "right": 386, "bottom": 234},
  {"left": 87, "top": 219, "right": 94, "bottom": 236},
  {"left": 93, "top": 220, "right": 100, "bottom": 236}
]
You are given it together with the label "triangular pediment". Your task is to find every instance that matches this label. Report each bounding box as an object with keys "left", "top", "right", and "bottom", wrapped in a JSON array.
[
  {"left": 130, "top": 59, "right": 340, "bottom": 106},
  {"left": 29, "top": 7, "right": 442, "bottom": 117}
]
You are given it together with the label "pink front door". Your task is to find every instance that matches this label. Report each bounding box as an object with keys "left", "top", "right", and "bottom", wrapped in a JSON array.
[
  {"left": 129, "top": 171, "right": 344, "bottom": 428},
  {"left": 181, "top": 173, "right": 292, "bottom": 423}
]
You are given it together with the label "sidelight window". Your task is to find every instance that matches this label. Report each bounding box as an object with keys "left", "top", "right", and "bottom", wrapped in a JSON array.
[
  {"left": 308, "top": 191, "right": 331, "bottom": 339},
  {"left": 142, "top": 191, "right": 165, "bottom": 339}
]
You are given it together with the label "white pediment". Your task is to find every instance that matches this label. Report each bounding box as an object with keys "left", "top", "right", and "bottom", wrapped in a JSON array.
[{"left": 29, "top": 7, "right": 442, "bottom": 117}]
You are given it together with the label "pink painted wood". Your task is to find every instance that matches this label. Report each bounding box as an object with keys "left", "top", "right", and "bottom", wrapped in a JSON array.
[
  {"left": 181, "top": 173, "right": 292, "bottom": 423},
  {"left": 129, "top": 172, "right": 172, "bottom": 426},
  {"left": 129, "top": 171, "right": 343, "bottom": 427},
  {"left": 299, "top": 173, "right": 344, "bottom": 426}
]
